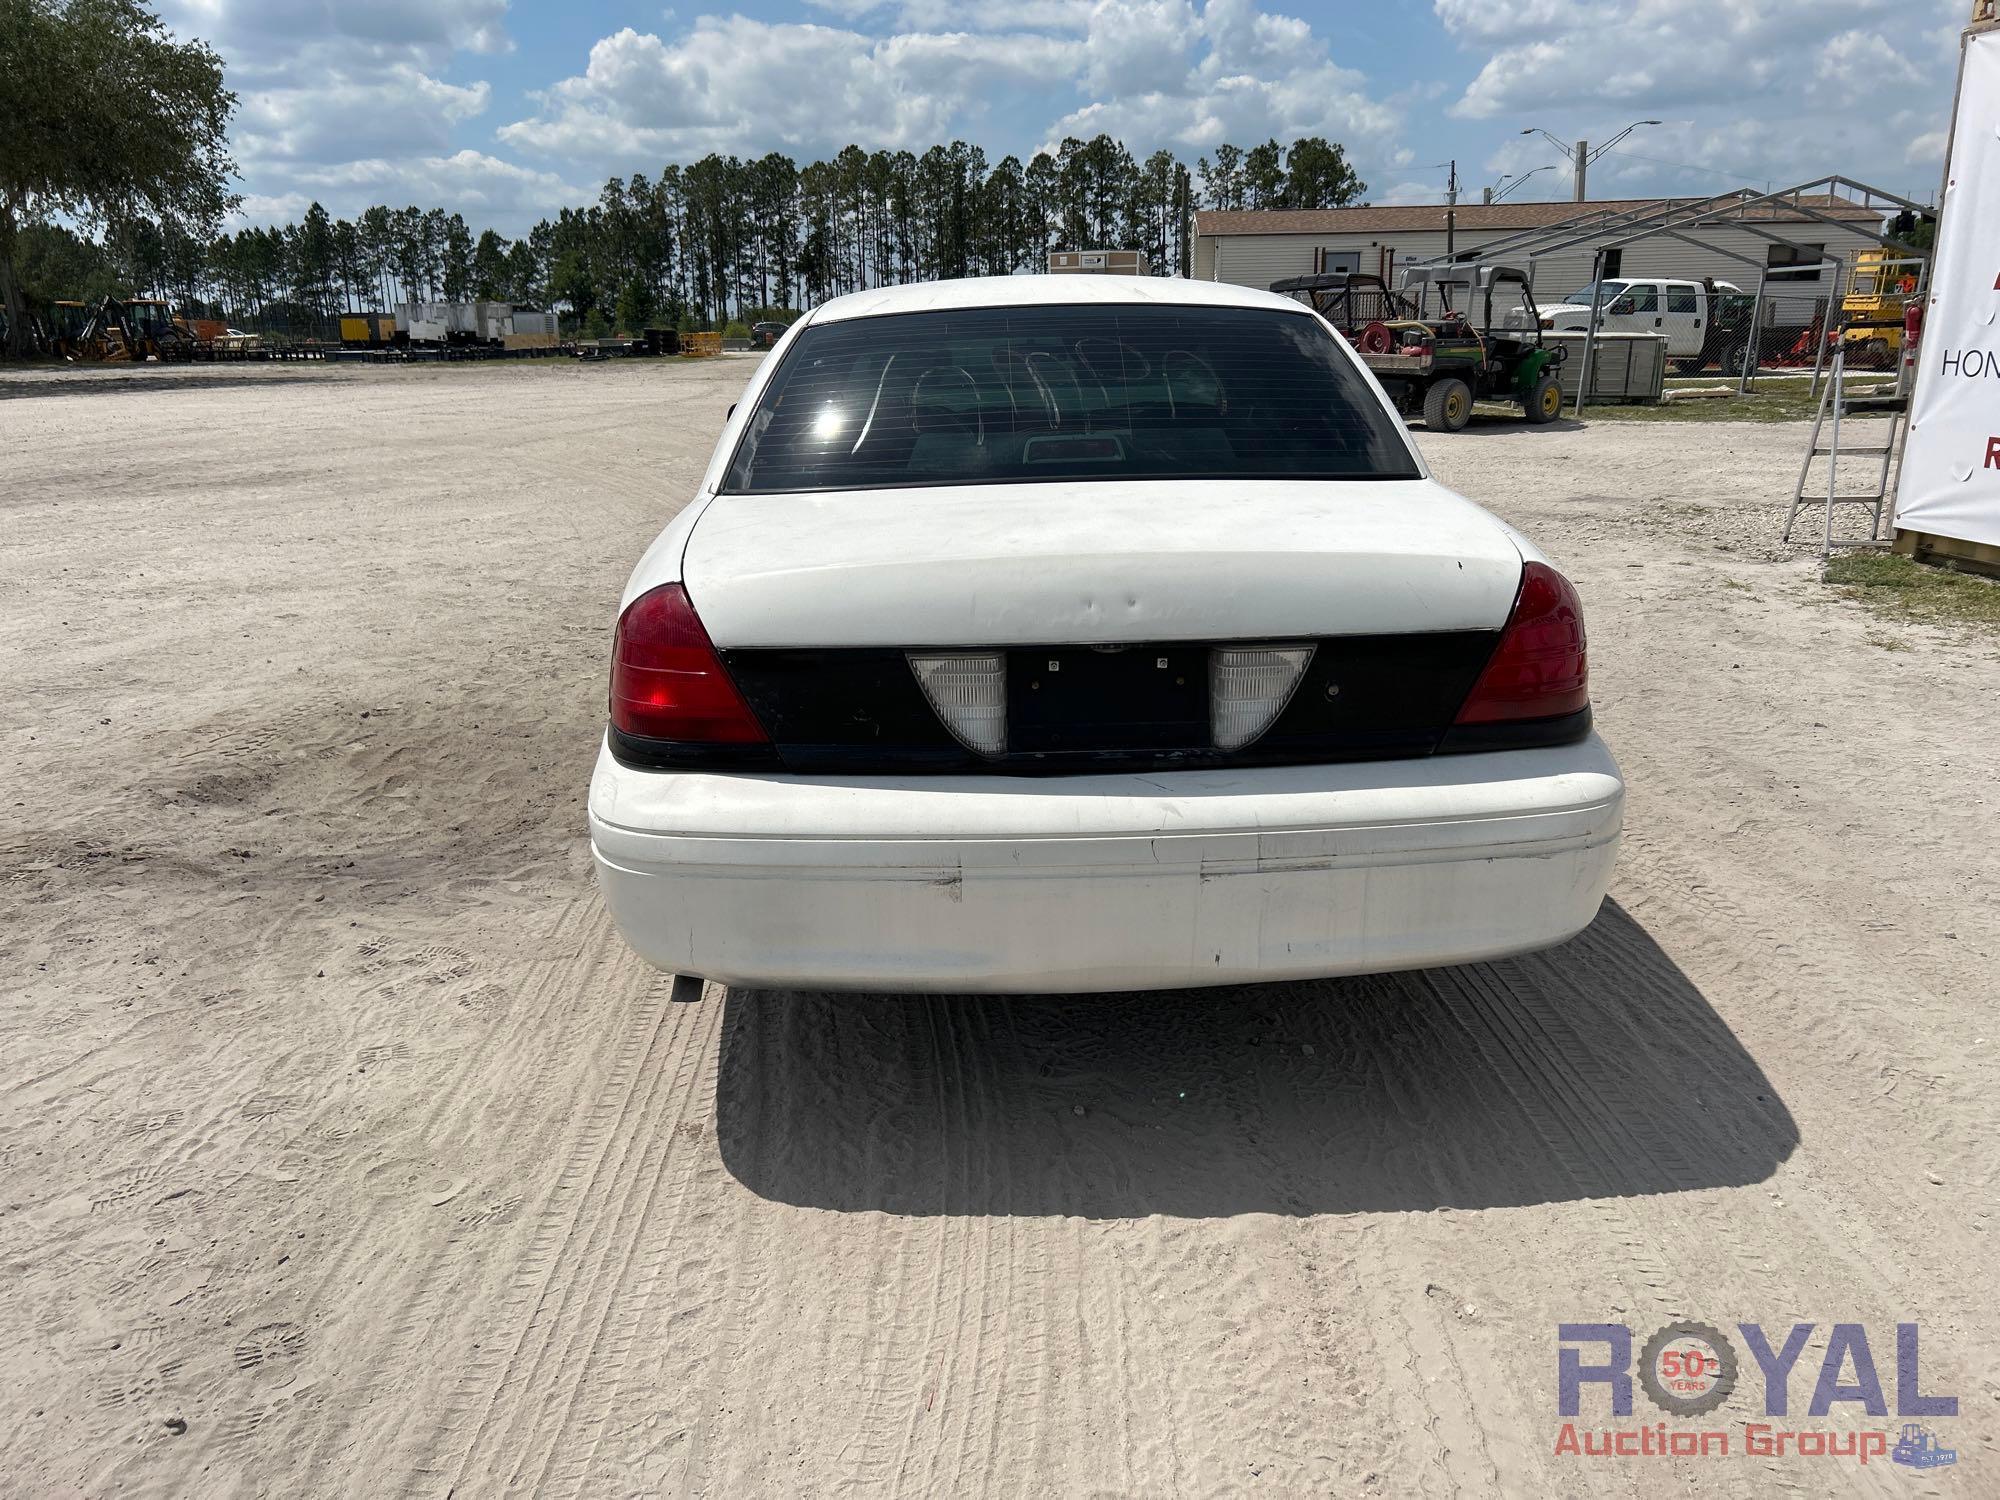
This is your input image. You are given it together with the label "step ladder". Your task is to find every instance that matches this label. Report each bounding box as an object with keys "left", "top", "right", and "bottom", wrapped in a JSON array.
[{"left": 1782, "top": 344, "right": 1907, "bottom": 554}]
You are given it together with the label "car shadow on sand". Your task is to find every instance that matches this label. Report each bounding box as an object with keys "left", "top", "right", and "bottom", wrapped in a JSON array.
[{"left": 714, "top": 899, "right": 1796, "bottom": 1217}]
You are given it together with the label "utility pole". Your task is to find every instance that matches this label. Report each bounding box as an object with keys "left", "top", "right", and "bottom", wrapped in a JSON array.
[
  {"left": 1446, "top": 159, "right": 1458, "bottom": 259},
  {"left": 1572, "top": 138, "right": 1588, "bottom": 202}
]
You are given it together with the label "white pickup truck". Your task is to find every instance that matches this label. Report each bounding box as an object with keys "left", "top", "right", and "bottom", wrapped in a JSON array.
[{"left": 1539, "top": 277, "right": 1741, "bottom": 369}]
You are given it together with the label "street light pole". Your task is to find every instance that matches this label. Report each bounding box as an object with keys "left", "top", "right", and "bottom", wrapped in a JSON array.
[
  {"left": 1485, "top": 165, "right": 1555, "bottom": 204},
  {"left": 1517, "top": 121, "right": 1662, "bottom": 203}
]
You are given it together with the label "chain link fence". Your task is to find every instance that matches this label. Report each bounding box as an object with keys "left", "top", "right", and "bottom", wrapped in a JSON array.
[{"left": 1676, "top": 290, "right": 1838, "bottom": 379}]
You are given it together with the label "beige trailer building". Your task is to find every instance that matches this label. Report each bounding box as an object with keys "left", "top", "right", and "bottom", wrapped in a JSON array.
[
  {"left": 1193, "top": 197, "right": 1887, "bottom": 302},
  {"left": 1048, "top": 249, "right": 1152, "bottom": 276}
]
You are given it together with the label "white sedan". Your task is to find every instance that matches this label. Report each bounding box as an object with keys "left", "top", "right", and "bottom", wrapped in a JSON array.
[{"left": 588, "top": 275, "right": 1622, "bottom": 993}]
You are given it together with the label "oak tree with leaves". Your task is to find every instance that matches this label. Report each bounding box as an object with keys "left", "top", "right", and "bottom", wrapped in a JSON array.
[{"left": 0, "top": 0, "right": 236, "bottom": 355}]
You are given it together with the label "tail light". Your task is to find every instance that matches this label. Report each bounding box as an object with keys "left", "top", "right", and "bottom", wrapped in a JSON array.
[
  {"left": 610, "top": 583, "right": 768, "bottom": 743},
  {"left": 1454, "top": 562, "right": 1589, "bottom": 725}
]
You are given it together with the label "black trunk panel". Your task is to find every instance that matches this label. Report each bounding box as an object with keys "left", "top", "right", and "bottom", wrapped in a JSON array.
[{"left": 719, "top": 630, "right": 1506, "bottom": 775}]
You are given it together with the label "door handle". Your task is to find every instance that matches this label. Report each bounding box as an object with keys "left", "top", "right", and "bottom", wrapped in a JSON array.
[{"left": 1654, "top": 317, "right": 1663, "bottom": 326}]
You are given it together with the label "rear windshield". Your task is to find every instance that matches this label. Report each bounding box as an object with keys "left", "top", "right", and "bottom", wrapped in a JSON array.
[{"left": 720, "top": 303, "right": 1419, "bottom": 493}]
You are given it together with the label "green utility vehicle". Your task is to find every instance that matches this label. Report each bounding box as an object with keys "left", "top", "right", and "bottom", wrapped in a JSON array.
[{"left": 1272, "top": 265, "right": 1566, "bottom": 431}]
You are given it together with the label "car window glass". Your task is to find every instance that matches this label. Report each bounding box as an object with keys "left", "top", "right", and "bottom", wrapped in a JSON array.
[
  {"left": 722, "top": 304, "right": 1421, "bottom": 493},
  {"left": 1624, "top": 285, "right": 1659, "bottom": 313},
  {"left": 1667, "top": 290, "right": 1698, "bottom": 314}
]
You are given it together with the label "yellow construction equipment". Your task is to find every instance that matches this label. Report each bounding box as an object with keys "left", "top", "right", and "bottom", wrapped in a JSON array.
[
  {"left": 44, "top": 300, "right": 91, "bottom": 358},
  {"left": 70, "top": 296, "right": 199, "bottom": 361},
  {"left": 1840, "top": 251, "right": 1920, "bottom": 368}
]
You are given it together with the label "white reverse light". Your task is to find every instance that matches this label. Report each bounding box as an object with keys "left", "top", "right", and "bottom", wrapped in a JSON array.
[
  {"left": 1211, "top": 646, "right": 1314, "bottom": 751},
  {"left": 908, "top": 653, "right": 1007, "bottom": 756}
]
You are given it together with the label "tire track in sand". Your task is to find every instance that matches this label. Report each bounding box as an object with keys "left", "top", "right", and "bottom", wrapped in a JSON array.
[{"left": 425, "top": 973, "right": 717, "bottom": 1497}]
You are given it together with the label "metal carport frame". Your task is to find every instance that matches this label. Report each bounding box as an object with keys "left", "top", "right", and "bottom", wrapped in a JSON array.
[{"left": 1403, "top": 176, "right": 1932, "bottom": 414}]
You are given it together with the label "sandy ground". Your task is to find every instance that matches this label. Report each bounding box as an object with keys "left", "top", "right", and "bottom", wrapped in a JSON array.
[{"left": 2, "top": 357, "right": 1995, "bottom": 1499}]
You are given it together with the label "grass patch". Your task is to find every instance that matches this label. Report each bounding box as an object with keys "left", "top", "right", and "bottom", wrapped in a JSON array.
[
  {"left": 1587, "top": 388, "right": 1825, "bottom": 423},
  {"left": 1824, "top": 553, "right": 2000, "bottom": 630},
  {"left": 1581, "top": 375, "right": 1896, "bottom": 424}
]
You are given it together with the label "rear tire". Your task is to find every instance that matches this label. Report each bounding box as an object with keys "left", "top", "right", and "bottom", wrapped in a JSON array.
[
  {"left": 1719, "top": 341, "right": 1751, "bottom": 378},
  {"left": 1522, "top": 373, "right": 1563, "bottom": 423},
  {"left": 1423, "top": 377, "right": 1473, "bottom": 432}
]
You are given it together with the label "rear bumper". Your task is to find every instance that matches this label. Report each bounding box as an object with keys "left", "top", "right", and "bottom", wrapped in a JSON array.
[{"left": 587, "top": 736, "right": 1624, "bottom": 993}]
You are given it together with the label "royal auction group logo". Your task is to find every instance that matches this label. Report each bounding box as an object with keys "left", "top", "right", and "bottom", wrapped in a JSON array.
[{"left": 1555, "top": 1321, "right": 1958, "bottom": 1468}]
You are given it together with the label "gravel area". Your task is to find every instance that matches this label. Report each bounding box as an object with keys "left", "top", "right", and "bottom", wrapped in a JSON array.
[{"left": 3, "top": 357, "right": 1994, "bottom": 1496}]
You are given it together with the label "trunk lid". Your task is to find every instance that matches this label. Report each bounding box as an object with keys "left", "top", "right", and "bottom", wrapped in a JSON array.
[{"left": 679, "top": 478, "right": 1524, "bottom": 648}]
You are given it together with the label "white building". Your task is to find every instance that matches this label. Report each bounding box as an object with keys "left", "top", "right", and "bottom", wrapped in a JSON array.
[{"left": 1193, "top": 196, "right": 1888, "bottom": 304}]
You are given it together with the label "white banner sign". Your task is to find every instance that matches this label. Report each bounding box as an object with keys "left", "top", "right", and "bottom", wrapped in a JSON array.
[{"left": 1898, "top": 28, "right": 2000, "bottom": 548}]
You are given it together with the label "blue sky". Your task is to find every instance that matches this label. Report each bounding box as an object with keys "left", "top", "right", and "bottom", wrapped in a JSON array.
[{"left": 155, "top": 0, "right": 1962, "bottom": 237}]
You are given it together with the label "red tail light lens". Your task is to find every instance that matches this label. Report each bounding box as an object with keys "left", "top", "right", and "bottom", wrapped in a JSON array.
[
  {"left": 1454, "top": 561, "right": 1589, "bottom": 725},
  {"left": 610, "top": 583, "right": 768, "bottom": 743}
]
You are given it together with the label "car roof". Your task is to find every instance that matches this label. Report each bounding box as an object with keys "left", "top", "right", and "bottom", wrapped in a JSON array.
[{"left": 804, "top": 274, "right": 1311, "bottom": 325}]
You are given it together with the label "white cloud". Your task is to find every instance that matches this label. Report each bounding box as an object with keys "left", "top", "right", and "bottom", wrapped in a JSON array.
[
  {"left": 156, "top": 0, "right": 1956, "bottom": 245},
  {"left": 1817, "top": 29, "right": 1924, "bottom": 90},
  {"left": 802, "top": 0, "right": 895, "bottom": 17},
  {"left": 1430, "top": 0, "right": 1596, "bottom": 45},
  {"left": 163, "top": 0, "right": 511, "bottom": 63},
  {"left": 817, "top": 0, "right": 1096, "bottom": 28},
  {"left": 1374, "top": 178, "right": 1450, "bottom": 206},
  {"left": 500, "top": 19, "right": 1082, "bottom": 163},
  {"left": 502, "top": 1, "right": 1403, "bottom": 179},
  {"left": 235, "top": 67, "right": 490, "bottom": 165},
  {"left": 293, "top": 151, "right": 577, "bottom": 214},
  {"left": 1201, "top": 0, "right": 1313, "bottom": 76},
  {"left": 1037, "top": 0, "right": 1399, "bottom": 160},
  {"left": 160, "top": 0, "right": 515, "bottom": 222},
  {"left": 1436, "top": 0, "right": 1958, "bottom": 198},
  {"left": 1440, "top": 0, "right": 1952, "bottom": 117},
  {"left": 226, "top": 152, "right": 587, "bottom": 234},
  {"left": 1082, "top": 0, "right": 1199, "bottom": 97}
]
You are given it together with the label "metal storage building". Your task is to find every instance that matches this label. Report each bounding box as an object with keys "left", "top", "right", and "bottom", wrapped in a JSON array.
[{"left": 1193, "top": 196, "right": 1888, "bottom": 303}]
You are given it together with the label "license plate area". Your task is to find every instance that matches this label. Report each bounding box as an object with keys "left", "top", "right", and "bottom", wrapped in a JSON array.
[{"left": 1007, "top": 647, "right": 1209, "bottom": 753}]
